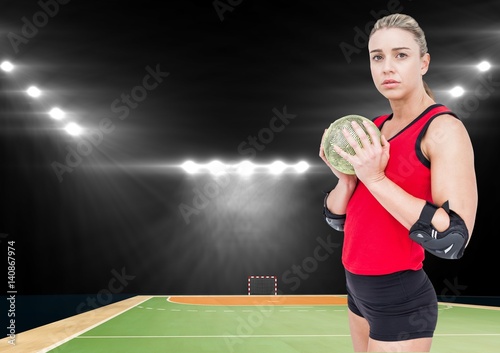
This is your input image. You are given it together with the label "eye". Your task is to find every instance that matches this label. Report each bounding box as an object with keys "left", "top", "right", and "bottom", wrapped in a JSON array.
[
  {"left": 396, "top": 52, "right": 408, "bottom": 59},
  {"left": 372, "top": 54, "right": 383, "bottom": 61}
]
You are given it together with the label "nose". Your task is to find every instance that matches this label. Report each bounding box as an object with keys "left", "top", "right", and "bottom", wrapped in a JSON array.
[{"left": 382, "top": 57, "right": 395, "bottom": 74}]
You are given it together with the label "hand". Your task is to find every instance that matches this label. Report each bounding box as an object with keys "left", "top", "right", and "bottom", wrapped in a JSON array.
[
  {"left": 333, "top": 120, "right": 390, "bottom": 185},
  {"left": 319, "top": 128, "right": 358, "bottom": 184}
]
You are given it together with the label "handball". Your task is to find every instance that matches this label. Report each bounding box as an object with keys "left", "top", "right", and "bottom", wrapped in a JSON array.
[{"left": 322, "top": 115, "right": 381, "bottom": 175}]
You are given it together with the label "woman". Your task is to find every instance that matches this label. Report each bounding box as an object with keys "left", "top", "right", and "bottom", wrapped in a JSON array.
[{"left": 319, "top": 13, "right": 478, "bottom": 352}]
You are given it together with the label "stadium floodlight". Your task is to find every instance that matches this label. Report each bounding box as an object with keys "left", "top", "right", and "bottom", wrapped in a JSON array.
[
  {"left": 180, "top": 160, "right": 312, "bottom": 175},
  {"left": 26, "top": 86, "right": 41, "bottom": 98},
  {"left": 294, "top": 161, "right": 310, "bottom": 173},
  {"left": 64, "top": 122, "right": 83, "bottom": 136},
  {"left": 1, "top": 61, "right": 14, "bottom": 72},
  {"left": 49, "top": 107, "right": 66, "bottom": 120},
  {"left": 236, "top": 160, "right": 255, "bottom": 175},
  {"left": 449, "top": 86, "right": 465, "bottom": 98},
  {"left": 207, "top": 160, "right": 227, "bottom": 175},
  {"left": 181, "top": 161, "right": 199, "bottom": 174},
  {"left": 269, "top": 160, "right": 287, "bottom": 174},
  {"left": 477, "top": 61, "right": 491, "bottom": 72}
]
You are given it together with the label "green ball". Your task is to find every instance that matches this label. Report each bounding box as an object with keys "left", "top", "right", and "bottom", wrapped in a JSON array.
[{"left": 322, "top": 115, "right": 381, "bottom": 175}]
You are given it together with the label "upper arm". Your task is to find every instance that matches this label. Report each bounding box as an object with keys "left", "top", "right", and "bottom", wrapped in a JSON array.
[{"left": 422, "top": 114, "right": 478, "bottom": 235}]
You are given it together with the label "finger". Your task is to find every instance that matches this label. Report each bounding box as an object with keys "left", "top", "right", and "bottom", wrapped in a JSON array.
[
  {"left": 333, "top": 144, "right": 352, "bottom": 162},
  {"left": 320, "top": 148, "right": 333, "bottom": 167},
  {"left": 341, "top": 125, "right": 363, "bottom": 154},
  {"left": 350, "top": 121, "right": 372, "bottom": 149},
  {"left": 362, "top": 120, "right": 382, "bottom": 147},
  {"left": 319, "top": 143, "right": 330, "bottom": 162},
  {"left": 380, "top": 134, "right": 390, "bottom": 149}
]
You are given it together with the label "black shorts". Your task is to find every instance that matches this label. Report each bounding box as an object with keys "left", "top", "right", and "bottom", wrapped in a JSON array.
[{"left": 345, "top": 268, "right": 438, "bottom": 342}]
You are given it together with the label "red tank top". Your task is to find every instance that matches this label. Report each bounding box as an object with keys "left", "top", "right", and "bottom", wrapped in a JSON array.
[{"left": 343, "top": 104, "right": 457, "bottom": 275}]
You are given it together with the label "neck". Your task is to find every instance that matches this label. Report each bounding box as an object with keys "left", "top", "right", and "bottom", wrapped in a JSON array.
[{"left": 388, "top": 91, "right": 435, "bottom": 121}]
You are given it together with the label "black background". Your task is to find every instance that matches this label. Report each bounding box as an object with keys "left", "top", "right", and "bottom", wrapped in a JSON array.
[{"left": 1, "top": 0, "right": 499, "bottom": 333}]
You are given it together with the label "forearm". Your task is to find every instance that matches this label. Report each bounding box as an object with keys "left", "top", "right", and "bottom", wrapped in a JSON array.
[
  {"left": 365, "top": 176, "right": 450, "bottom": 231},
  {"left": 325, "top": 179, "right": 357, "bottom": 215}
]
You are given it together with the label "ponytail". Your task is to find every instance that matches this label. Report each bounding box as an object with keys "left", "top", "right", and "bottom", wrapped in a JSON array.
[{"left": 423, "top": 80, "right": 435, "bottom": 100}]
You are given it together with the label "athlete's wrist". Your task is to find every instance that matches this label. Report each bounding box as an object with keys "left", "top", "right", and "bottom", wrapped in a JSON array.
[
  {"left": 363, "top": 172, "right": 387, "bottom": 189},
  {"left": 336, "top": 176, "right": 358, "bottom": 192}
]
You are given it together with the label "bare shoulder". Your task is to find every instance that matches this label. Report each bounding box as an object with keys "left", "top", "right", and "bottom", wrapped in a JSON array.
[
  {"left": 423, "top": 113, "right": 473, "bottom": 156},
  {"left": 430, "top": 113, "right": 466, "bottom": 128}
]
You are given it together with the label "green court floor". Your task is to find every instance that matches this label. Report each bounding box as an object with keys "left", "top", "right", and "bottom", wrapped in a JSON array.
[{"left": 44, "top": 296, "right": 500, "bottom": 353}]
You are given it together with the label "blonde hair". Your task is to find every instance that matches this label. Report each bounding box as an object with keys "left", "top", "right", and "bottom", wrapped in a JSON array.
[{"left": 370, "top": 13, "right": 434, "bottom": 99}]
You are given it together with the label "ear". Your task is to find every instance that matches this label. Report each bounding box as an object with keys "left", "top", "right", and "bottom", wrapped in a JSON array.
[{"left": 421, "top": 53, "right": 430, "bottom": 75}]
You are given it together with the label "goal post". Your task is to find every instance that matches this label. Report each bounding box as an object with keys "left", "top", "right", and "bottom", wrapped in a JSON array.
[{"left": 247, "top": 275, "right": 277, "bottom": 295}]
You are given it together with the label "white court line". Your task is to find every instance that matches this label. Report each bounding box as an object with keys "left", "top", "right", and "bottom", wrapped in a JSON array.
[
  {"left": 77, "top": 334, "right": 351, "bottom": 338},
  {"left": 37, "top": 296, "right": 152, "bottom": 353},
  {"left": 436, "top": 333, "right": 500, "bottom": 336},
  {"left": 46, "top": 298, "right": 500, "bottom": 350},
  {"left": 75, "top": 333, "right": 500, "bottom": 339}
]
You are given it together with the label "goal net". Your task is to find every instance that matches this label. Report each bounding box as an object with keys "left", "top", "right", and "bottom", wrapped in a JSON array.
[{"left": 247, "top": 275, "right": 277, "bottom": 295}]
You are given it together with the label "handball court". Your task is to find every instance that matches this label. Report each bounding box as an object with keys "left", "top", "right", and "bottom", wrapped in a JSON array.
[{"left": 0, "top": 295, "right": 499, "bottom": 353}]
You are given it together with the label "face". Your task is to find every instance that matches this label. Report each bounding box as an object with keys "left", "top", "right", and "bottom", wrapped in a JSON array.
[{"left": 368, "top": 28, "right": 430, "bottom": 100}]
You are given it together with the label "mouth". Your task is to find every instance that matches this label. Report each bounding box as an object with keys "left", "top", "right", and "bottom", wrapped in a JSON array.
[{"left": 382, "top": 79, "right": 400, "bottom": 88}]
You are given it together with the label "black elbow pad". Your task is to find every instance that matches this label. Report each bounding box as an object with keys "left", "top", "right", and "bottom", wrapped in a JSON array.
[
  {"left": 409, "top": 201, "right": 469, "bottom": 260},
  {"left": 325, "top": 212, "right": 346, "bottom": 232},
  {"left": 323, "top": 192, "right": 346, "bottom": 232}
]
